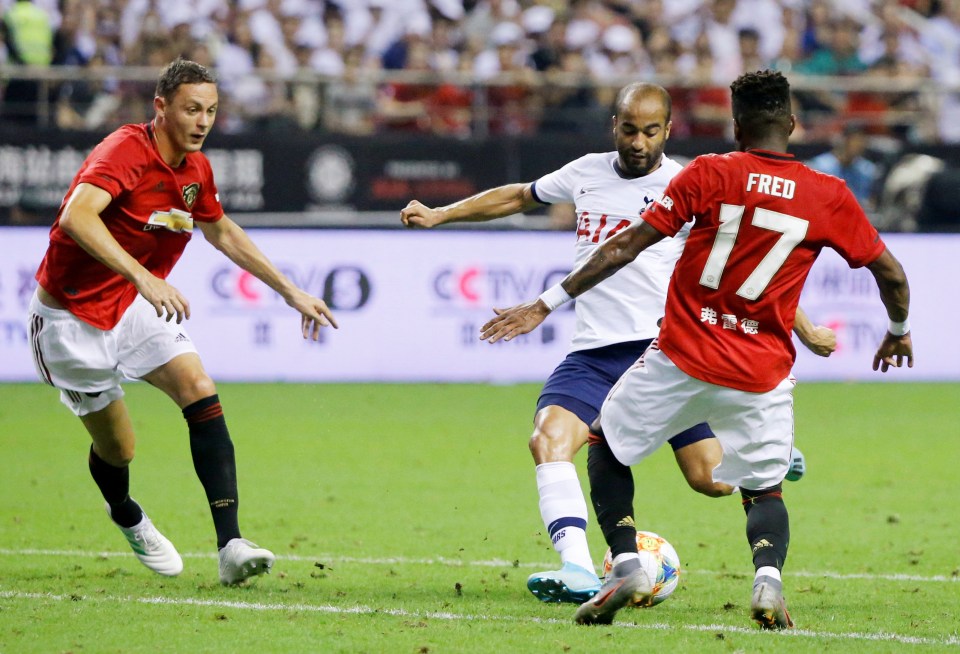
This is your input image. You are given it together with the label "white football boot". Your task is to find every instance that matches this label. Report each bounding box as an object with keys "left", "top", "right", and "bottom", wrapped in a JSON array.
[
  {"left": 573, "top": 557, "right": 654, "bottom": 625},
  {"left": 218, "top": 538, "right": 275, "bottom": 585},
  {"left": 107, "top": 503, "right": 183, "bottom": 576},
  {"left": 751, "top": 577, "right": 795, "bottom": 630}
]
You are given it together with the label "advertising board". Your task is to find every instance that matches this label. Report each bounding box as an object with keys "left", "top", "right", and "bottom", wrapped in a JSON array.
[{"left": 0, "top": 229, "right": 954, "bottom": 383}]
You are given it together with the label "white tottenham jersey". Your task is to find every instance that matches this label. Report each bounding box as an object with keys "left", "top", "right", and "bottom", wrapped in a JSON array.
[{"left": 532, "top": 152, "right": 687, "bottom": 352}]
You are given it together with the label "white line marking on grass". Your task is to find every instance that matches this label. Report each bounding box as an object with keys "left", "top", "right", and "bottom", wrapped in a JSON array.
[
  {"left": 1, "top": 548, "right": 957, "bottom": 585},
  {"left": 1, "top": 589, "right": 957, "bottom": 648}
]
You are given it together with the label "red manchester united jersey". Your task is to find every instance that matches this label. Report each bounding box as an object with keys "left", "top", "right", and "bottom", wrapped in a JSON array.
[
  {"left": 36, "top": 123, "right": 223, "bottom": 330},
  {"left": 641, "top": 149, "right": 885, "bottom": 392}
]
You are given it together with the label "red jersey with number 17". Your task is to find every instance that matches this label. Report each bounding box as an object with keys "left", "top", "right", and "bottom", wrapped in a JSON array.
[
  {"left": 36, "top": 123, "right": 224, "bottom": 330},
  {"left": 641, "top": 149, "right": 885, "bottom": 393}
]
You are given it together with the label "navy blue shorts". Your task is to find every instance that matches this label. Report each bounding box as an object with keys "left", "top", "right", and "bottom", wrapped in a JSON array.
[{"left": 536, "top": 339, "right": 714, "bottom": 451}]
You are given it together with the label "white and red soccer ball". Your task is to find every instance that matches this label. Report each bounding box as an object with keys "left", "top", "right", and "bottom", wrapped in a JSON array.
[{"left": 601, "top": 530, "right": 681, "bottom": 606}]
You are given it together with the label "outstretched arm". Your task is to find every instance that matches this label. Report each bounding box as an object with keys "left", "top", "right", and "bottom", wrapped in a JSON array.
[
  {"left": 793, "top": 306, "right": 836, "bottom": 357},
  {"left": 866, "top": 248, "right": 912, "bottom": 372},
  {"left": 555, "top": 221, "right": 666, "bottom": 297},
  {"left": 480, "top": 221, "right": 666, "bottom": 343},
  {"left": 401, "top": 183, "right": 540, "bottom": 228},
  {"left": 198, "top": 216, "right": 337, "bottom": 340}
]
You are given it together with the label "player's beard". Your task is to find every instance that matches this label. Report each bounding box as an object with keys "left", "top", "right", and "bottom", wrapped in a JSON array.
[{"left": 620, "top": 148, "right": 662, "bottom": 177}]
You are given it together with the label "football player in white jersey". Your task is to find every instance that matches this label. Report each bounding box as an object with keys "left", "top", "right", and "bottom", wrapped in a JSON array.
[{"left": 400, "top": 83, "right": 834, "bottom": 604}]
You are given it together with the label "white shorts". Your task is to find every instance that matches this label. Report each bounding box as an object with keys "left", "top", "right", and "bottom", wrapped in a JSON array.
[
  {"left": 599, "top": 342, "right": 796, "bottom": 491},
  {"left": 27, "top": 291, "right": 198, "bottom": 417}
]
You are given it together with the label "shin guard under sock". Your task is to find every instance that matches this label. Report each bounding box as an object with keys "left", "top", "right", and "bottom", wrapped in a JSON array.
[
  {"left": 88, "top": 446, "right": 142, "bottom": 528},
  {"left": 183, "top": 395, "right": 240, "bottom": 549},
  {"left": 587, "top": 434, "right": 637, "bottom": 558},
  {"left": 536, "top": 462, "right": 594, "bottom": 571},
  {"left": 742, "top": 485, "right": 790, "bottom": 571}
]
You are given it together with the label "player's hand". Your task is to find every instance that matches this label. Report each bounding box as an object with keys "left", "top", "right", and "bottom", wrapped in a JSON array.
[
  {"left": 872, "top": 332, "right": 913, "bottom": 372},
  {"left": 136, "top": 275, "right": 190, "bottom": 323},
  {"left": 400, "top": 200, "right": 442, "bottom": 228},
  {"left": 798, "top": 324, "right": 836, "bottom": 357},
  {"left": 286, "top": 290, "right": 338, "bottom": 340},
  {"left": 480, "top": 300, "right": 551, "bottom": 344}
]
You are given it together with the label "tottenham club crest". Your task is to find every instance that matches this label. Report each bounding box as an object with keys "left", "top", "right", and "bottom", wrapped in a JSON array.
[{"left": 182, "top": 183, "right": 200, "bottom": 209}]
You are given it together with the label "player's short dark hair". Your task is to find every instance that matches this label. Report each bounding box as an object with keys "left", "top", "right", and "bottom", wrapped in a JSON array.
[
  {"left": 155, "top": 58, "right": 217, "bottom": 102},
  {"left": 730, "top": 70, "right": 791, "bottom": 138},
  {"left": 615, "top": 82, "right": 672, "bottom": 123}
]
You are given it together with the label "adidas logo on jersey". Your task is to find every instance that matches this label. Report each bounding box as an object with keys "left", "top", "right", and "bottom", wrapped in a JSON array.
[{"left": 175, "top": 333, "right": 189, "bottom": 343}]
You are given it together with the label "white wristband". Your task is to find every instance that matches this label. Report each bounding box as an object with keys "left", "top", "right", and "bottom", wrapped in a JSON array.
[
  {"left": 538, "top": 283, "right": 573, "bottom": 311},
  {"left": 888, "top": 318, "right": 910, "bottom": 336}
]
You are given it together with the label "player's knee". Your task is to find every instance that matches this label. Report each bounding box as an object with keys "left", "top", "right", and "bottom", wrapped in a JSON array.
[
  {"left": 529, "top": 424, "right": 576, "bottom": 463},
  {"left": 695, "top": 483, "right": 729, "bottom": 498},
  {"left": 686, "top": 471, "right": 727, "bottom": 498},
  {"left": 115, "top": 447, "right": 135, "bottom": 467},
  {"left": 177, "top": 374, "right": 217, "bottom": 407},
  {"left": 97, "top": 442, "right": 135, "bottom": 467}
]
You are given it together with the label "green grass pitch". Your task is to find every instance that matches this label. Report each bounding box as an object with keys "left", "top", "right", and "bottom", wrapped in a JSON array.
[{"left": 0, "top": 382, "right": 957, "bottom": 653}]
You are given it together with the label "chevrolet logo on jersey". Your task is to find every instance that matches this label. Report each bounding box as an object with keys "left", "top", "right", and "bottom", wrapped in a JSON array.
[
  {"left": 182, "top": 182, "right": 200, "bottom": 209},
  {"left": 146, "top": 208, "right": 194, "bottom": 233}
]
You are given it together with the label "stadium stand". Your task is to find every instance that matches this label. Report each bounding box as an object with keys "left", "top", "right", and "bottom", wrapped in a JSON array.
[{"left": 1, "top": 0, "right": 958, "bottom": 229}]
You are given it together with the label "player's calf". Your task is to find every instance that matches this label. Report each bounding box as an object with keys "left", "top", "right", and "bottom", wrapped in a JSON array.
[
  {"left": 742, "top": 485, "right": 792, "bottom": 629},
  {"left": 586, "top": 434, "right": 637, "bottom": 557}
]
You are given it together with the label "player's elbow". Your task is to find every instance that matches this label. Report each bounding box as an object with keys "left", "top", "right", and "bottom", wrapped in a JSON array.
[
  {"left": 58, "top": 208, "right": 82, "bottom": 240},
  {"left": 606, "top": 223, "right": 660, "bottom": 266},
  {"left": 868, "top": 249, "right": 907, "bottom": 288},
  {"left": 621, "top": 242, "right": 646, "bottom": 264},
  {"left": 882, "top": 258, "right": 908, "bottom": 290},
  {"left": 607, "top": 243, "right": 641, "bottom": 269},
  {"left": 889, "top": 264, "right": 908, "bottom": 291},
  {"left": 868, "top": 250, "right": 910, "bottom": 308}
]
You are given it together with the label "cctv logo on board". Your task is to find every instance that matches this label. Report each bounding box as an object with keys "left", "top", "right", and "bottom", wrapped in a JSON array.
[
  {"left": 210, "top": 265, "right": 372, "bottom": 311},
  {"left": 431, "top": 265, "right": 570, "bottom": 309}
]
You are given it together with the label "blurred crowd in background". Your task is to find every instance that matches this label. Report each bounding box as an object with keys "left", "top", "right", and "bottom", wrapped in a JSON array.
[{"left": 1, "top": 0, "right": 959, "bottom": 143}]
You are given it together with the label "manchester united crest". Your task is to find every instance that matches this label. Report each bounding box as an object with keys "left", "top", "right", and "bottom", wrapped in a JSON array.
[{"left": 182, "top": 183, "right": 200, "bottom": 209}]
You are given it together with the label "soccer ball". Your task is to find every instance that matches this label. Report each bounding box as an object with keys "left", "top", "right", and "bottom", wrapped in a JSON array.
[{"left": 601, "top": 530, "right": 681, "bottom": 607}]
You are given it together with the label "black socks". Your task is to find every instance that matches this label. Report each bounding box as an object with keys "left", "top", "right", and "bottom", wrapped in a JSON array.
[
  {"left": 183, "top": 395, "right": 240, "bottom": 549},
  {"left": 88, "top": 446, "right": 142, "bottom": 528},
  {"left": 587, "top": 433, "right": 638, "bottom": 558},
  {"left": 742, "top": 484, "right": 790, "bottom": 571}
]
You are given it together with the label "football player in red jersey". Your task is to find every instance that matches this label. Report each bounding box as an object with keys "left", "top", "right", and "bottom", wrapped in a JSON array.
[
  {"left": 402, "top": 83, "right": 834, "bottom": 606},
  {"left": 480, "top": 70, "right": 912, "bottom": 628},
  {"left": 28, "top": 59, "right": 337, "bottom": 585}
]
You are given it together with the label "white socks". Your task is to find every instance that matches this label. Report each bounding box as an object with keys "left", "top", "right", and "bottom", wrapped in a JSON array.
[
  {"left": 612, "top": 552, "right": 640, "bottom": 567},
  {"left": 536, "top": 461, "right": 594, "bottom": 572},
  {"left": 755, "top": 565, "right": 782, "bottom": 583}
]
